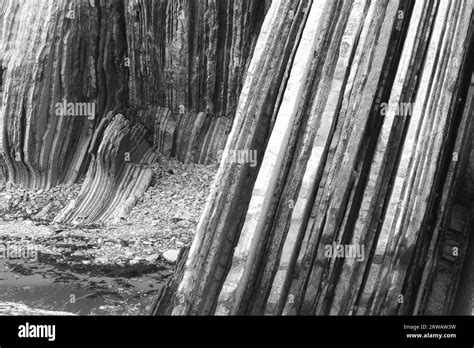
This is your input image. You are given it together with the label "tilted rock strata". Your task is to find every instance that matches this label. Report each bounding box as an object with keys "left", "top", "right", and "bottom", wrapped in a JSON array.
[
  {"left": 2, "top": 0, "right": 474, "bottom": 315},
  {"left": 54, "top": 113, "right": 158, "bottom": 224},
  {"left": 0, "top": 0, "right": 128, "bottom": 189},
  {"left": 161, "top": 0, "right": 316, "bottom": 315},
  {"left": 0, "top": 0, "right": 267, "bottom": 223},
  {"left": 124, "top": 0, "right": 267, "bottom": 163},
  {"left": 138, "top": 106, "right": 233, "bottom": 164},
  {"left": 154, "top": 0, "right": 474, "bottom": 315}
]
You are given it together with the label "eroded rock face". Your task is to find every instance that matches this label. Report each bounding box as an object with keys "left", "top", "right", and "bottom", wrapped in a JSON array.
[
  {"left": 0, "top": 0, "right": 267, "bottom": 222},
  {"left": 0, "top": 0, "right": 128, "bottom": 190},
  {"left": 0, "top": 0, "right": 266, "bottom": 187},
  {"left": 2, "top": 0, "right": 474, "bottom": 316},
  {"left": 53, "top": 112, "right": 158, "bottom": 224},
  {"left": 124, "top": 0, "right": 267, "bottom": 163},
  {"left": 154, "top": 0, "right": 474, "bottom": 315}
]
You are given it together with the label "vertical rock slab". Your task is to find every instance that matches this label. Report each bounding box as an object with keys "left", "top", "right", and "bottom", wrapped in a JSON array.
[
  {"left": 216, "top": 0, "right": 332, "bottom": 315},
  {"left": 153, "top": 0, "right": 474, "bottom": 315},
  {"left": 414, "top": 72, "right": 474, "bottom": 315},
  {"left": 357, "top": 0, "right": 473, "bottom": 315},
  {"left": 164, "top": 0, "right": 311, "bottom": 315}
]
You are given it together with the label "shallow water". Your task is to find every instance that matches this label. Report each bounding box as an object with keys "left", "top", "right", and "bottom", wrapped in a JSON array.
[{"left": 0, "top": 257, "right": 170, "bottom": 315}]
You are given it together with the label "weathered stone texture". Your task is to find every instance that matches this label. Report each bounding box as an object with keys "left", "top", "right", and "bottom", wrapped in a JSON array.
[
  {"left": 0, "top": 0, "right": 128, "bottom": 189},
  {"left": 0, "top": 0, "right": 267, "bottom": 222},
  {"left": 154, "top": 0, "right": 474, "bottom": 316},
  {"left": 124, "top": 0, "right": 266, "bottom": 163}
]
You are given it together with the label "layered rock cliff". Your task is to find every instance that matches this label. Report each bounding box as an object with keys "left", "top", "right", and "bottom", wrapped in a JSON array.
[
  {"left": 124, "top": 0, "right": 269, "bottom": 163},
  {"left": 0, "top": 0, "right": 266, "bottom": 222},
  {"left": 1, "top": 0, "right": 474, "bottom": 316},
  {"left": 153, "top": 0, "right": 474, "bottom": 315}
]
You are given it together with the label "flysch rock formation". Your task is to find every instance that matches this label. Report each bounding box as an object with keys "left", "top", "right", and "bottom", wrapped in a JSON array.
[
  {"left": 53, "top": 112, "right": 159, "bottom": 224},
  {"left": 0, "top": 0, "right": 267, "bottom": 222},
  {"left": 1, "top": 0, "right": 128, "bottom": 190},
  {"left": 152, "top": 0, "right": 474, "bottom": 315},
  {"left": 125, "top": 0, "right": 269, "bottom": 163},
  {"left": 2, "top": 0, "right": 474, "bottom": 316}
]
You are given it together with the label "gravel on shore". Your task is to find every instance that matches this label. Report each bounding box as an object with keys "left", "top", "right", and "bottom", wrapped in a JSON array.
[{"left": 0, "top": 155, "right": 216, "bottom": 268}]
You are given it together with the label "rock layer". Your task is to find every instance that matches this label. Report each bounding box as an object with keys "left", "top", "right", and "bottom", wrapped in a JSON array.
[
  {"left": 0, "top": 0, "right": 267, "bottom": 222},
  {"left": 154, "top": 0, "right": 474, "bottom": 315},
  {"left": 124, "top": 0, "right": 267, "bottom": 163},
  {"left": 54, "top": 113, "right": 158, "bottom": 224},
  {"left": 2, "top": 0, "right": 474, "bottom": 316},
  {"left": 0, "top": 0, "right": 128, "bottom": 189}
]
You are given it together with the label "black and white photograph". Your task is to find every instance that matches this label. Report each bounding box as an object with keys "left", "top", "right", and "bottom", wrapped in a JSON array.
[{"left": 0, "top": 0, "right": 473, "bottom": 345}]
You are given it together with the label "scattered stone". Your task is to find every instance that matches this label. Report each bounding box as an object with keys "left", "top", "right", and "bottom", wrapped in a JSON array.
[
  {"left": 162, "top": 249, "right": 180, "bottom": 263},
  {"left": 0, "top": 155, "right": 215, "bottom": 272},
  {"left": 130, "top": 257, "right": 142, "bottom": 265},
  {"left": 34, "top": 202, "right": 53, "bottom": 219},
  {"left": 176, "top": 220, "right": 191, "bottom": 228},
  {"left": 145, "top": 253, "right": 160, "bottom": 262}
]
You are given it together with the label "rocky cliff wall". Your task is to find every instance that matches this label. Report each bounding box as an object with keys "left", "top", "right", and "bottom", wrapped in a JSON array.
[
  {"left": 124, "top": 0, "right": 268, "bottom": 163},
  {"left": 2, "top": 0, "right": 474, "bottom": 315},
  {"left": 154, "top": 0, "right": 474, "bottom": 315},
  {"left": 0, "top": 0, "right": 266, "bottom": 222},
  {"left": 0, "top": 0, "right": 129, "bottom": 190}
]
